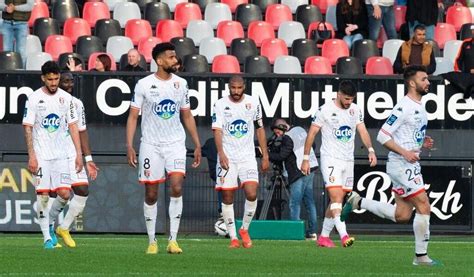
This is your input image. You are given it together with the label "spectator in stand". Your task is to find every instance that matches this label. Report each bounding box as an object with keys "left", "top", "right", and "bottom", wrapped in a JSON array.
[
  {"left": 455, "top": 28, "right": 474, "bottom": 73},
  {"left": 121, "top": 49, "right": 145, "bottom": 72},
  {"left": 92, "top": 54, "right": 112, "bottom": 72},
  {"left": 336, "top": 0, "right": 369, "bottom": 49},
  {"left": 405, "top": 0, "right": 442, "bottom": 41},
  {"left": 365, "top": 1, "right": 397, "bottom": 41},
  {"left": 0, "top": 0, "right": 33, "bottom": 68},
  {"left": 393, "top": 24, "right": 436, "bottom": 74},
  {"left": 64, "top": 57, "right": 84, "bottom": 72}
]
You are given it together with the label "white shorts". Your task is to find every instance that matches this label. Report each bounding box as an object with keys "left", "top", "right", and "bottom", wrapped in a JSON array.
[
  {"left": 68, "top": 156, "right": 89, "bottom": 187},
  {"left": 320, "top": 156, "right": 354, "bottom": 191},
  {"left": 215, "top": 159, "right": 259, "bottom": 191},
  {"left": 34, "top": 158, "right": 72, "bottom": 193},
  {"left": 387, "top": 159, "right": 425, "bottom": 199},
  {"left": 138, "top": 141, "right": 186, "bottom": 185}
]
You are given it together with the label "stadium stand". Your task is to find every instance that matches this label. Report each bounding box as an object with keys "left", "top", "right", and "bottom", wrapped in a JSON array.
[
  {"left": 443, "top": 40, "right": 463, "bottom": 64},
  {"left": 204, "top": 3, "right": 232, "bottom": 29},
  {"left": 281, "top": 0, "right": 309, "bottom": 14},
  {"left": 351, "top": 39, "right": 379, "bottom": 66},
  {"left": 217, "top": 21, "right": 245, "bottom": 47},
  {"left": 26, "top": 52, "right": 53, "bottom": 71},
  {"left": 45, "top": 35, "right": 73, "bottom": 61},
  {"left": 76, "top": 36, "right": 105, "bottom": 62},
  {"left": 434, "top": 23, "right": 457, "bottom": 49},
  {"left": 82, "top": 2, "right": 110, "bottom": 28},
  {"left": 138, "top": 37, "right": 162, "bottom": 63},
  {"left": 291, "top": 38, "right": 319, "bottom": 65},
  {"left": 248, "top": 21, "right": 275, "bottom": 47},
  {"left": 63, "top": 18, "right": 92, "bottom": 45},
  {"left": 162, "top": 0, "right": 189, "bottom": 12},
  {"left": 335, "top": 56, "right": 363, "bottom": 75},
  {"left": 199, "top": 37, "right": 227, "bottom": 63},
  {"left": 119, "top": 53, "right": 148, "bottom": 70},
  {"left": 51, "top": 0, "right": 80, "bottom": 25},
  {"left": 304, "top": 55, "right": 333, "bottom": 74},
  {"left": 174, "top": 2, "right": 202, "bottom": 28},
  {"left": 94, "top": 19, "right": 123, "bottom": 46},
  {"left": 171, "top": 37, "right": 198, "bottom": 59},
  {"left": 28, "top": 1, "right": 49, "bottom": 28},
  {"left": 273, "top": 55, "right": 302, "bottom": 74},
  {"left": 0, "top": 51, "right": 23, "bottom": 70},
  {"left": 295, "top": 4, "right": 323, "bottom": 30},
  {"left": 125, "top": 19, "right": 153, "bottom": 46},
  {"left": 186, "top": 20, "right": 214, "bottom": 46},
  {"left": 211, "top": 54, "right": 241, "bottom": 73},
  {"left": 230, "top": 38, "right": 258, "bottom": 64},
  {"left": 33, "top": 18, "right": 60, "bottom": 44},
  {"left": 321, "top": 38, "right": 349, "bottom": 65},
  {"left": 235, "top": 3, "right": 262, "bottom": 28},
  {"left": 88, "top": 52, "right": 117, "bottom": 70},
  {"left": 433, "top": 57, "right": 454, "bottom": 76},
  {"left": 252, "top": 0, "right": 278, "bottom": 13},
  {"left": 183, "top": 54, "right": 210, "bottom": 72},
  {"left": 260, "top": 38, "right": 288, "bottom": 64},
  {"left": 244, "top": 55, "right": 272, "bottom": 73},
  {"left": 144, "top": 2, "right": 172, "bottom": 26},
  {"left": 365, "top": 56, "right": 393, "bottom": 75},
  {"left": 382, "top": 39, "right": 404, "bottom": 65},
  {"left": 113, "top": 2, "right": 141, "bottom": 28},
  {"left": 278, "top": 21, "right": 306, "bottom": 47},
  {"left": 445, "top": 6, "right": 472, "bottom": 32},
  {"left": 311, "top": 0, "right": 338, "bottom": 14},
  {"left": 58, "top": 52, "right": 85, "bottom": 70},
  {"left": 265, "top": 4, "right": 293, "bottom": 30},
  {"left": 221, "top": 0, "right": 248, "bottom": 13},
  {"left": 25, "top": 35, "right": 43, "bottom": 59},
  {"left": 156, "top": 20, "right": 184, "bottom": 43},
  {"left": 106, "top": 36, "right": 134, "bottom": 62}
]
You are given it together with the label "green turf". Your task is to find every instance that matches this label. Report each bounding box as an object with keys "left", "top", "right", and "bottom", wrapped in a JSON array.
[{"left": 1, "top": 234, "right": 473, "bottom": 276}]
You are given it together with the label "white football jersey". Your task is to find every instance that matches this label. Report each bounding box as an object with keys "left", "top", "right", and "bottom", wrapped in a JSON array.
[
  {"left": 212, "top": 95, "right": 262, "bottom": 163},
  {"left": 311, "top": 100, "right": 364, "bottom": 161},
  {"left": 22, "top": 87, "right": 78, "bottom": 161},
  {"left": 66, "top": 96, "right": 87, "bottom": 158},
  {"left": 131, "top": 73, "right": 190, "bottom": 145},
  {"left": 379, "top": 96, "right": 428, "bottom": 161}
]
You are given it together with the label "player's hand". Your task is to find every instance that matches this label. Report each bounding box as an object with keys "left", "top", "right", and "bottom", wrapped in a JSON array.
[
  {"left": 218, "top": 152, "right": 229, "bottom": 170},
  {"left": 127, "top": 147, "right": 137, "bottom": 168},
  {"left": 261, "top": 155, "right": 270, "bottom": 172},
  {"left": 423, "top": 136, "right": 434, "bottom": 149},
  {"left": 373, "top": 5, "right": 382, "bottom": 19},
  {"left": 75, "top": 155, "right": 84, "bottom": 173},
  {"left": 301, "top": 160, "right": 310, "bottom": 175},
  {"left": 192, "top": 147, "right": 201, "bottom": 168},
  {"left": 402, "top": 150, "right": 420, "bottom": 163},
  {"left": 28, "top": 155, "right": 38, "bottom": 174},
  {"left": 86, "top": 161, "right": 99, "bottom": 180},
  {"left": 368, "top": 152, "right": 377, "bottom": 167}
]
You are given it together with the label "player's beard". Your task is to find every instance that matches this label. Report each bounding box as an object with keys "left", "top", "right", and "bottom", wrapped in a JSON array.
[
  {"left": 230, "top": 92, "right": 243, "bottom": 101},
  {"left": 416, "top": 84, "right": 429, "bottom": 96},
  {"left": 163, "top": 64, "right": 178, "bottom": 74}
]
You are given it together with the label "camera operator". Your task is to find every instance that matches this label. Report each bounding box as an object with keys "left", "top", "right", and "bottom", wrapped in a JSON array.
[{"left": 268, "top": 118, "right": 319, "bottom": 240}]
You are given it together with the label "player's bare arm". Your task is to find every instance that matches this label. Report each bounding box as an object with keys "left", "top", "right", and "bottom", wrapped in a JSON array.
[
  {"left": 126, "top": 107, "right": 140, "bottom": 168},
  {"left": 213, "top": 129, "right": 229, "bottom": 170},
  {"left": 181, "top": 109, "right": 201, "bottom": 168},
  {"left": 68, "top": 122, "right": 83, "bottom": 173},
  {"left": 80, "top": 130, "right": 99, "bottom": 180},
  {"left": 255, "top": 126, "right": 269, "bottom": 172},
  {"left": 357, "top": 123, "right": 377, "bottom": 167},
  {"left": 24, "top": 125, "right": 38, "bottom": 174},
  {"left": 301, "top": 124, "right": 320, "bottom": 175},
  {"left": 382, "top": 139, "right": 419, "bottom": 163}
]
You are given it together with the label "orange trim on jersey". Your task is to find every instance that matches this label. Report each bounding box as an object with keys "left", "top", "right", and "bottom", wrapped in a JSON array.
[
  {"left": 130, "top": 106, "right": 140, "bottom": 110},
  {"left": 212, "top": 127, "right": 222, "bottom": 130},
  {"left": 343, "top": 188, "right": 353, "bottom": 192},
  {"left": 326, "top": 185, "right": 343, "bottom": 189},
  {"left": 403, "top": 188, "right": 425, "bottom": 200},
  {"left": 139, "top": 178, "right": 166, "bottom": 185},
  {"left": 51, "top": 187, "right": 72, "bottom": 192},
  {"left": 71, "top": 182, "right": 89, "bottom": 187},
  {"left": 380, "top": 128, "right": 392, "bottom": 137},
  {"left": 241, "top": 181, "right": 258, "bottom": 188},
  {"left": 167, "top": 171, "right": 185, "bottom": 177},
  {"left": 180, "top": 107, "right": 190, "bottom": 111},
  {"left": 22, "top": 123, "right": 33, "bottom": 127},
  {"left": 215, "top": 186, "right": 239, "bottom": 191},
  {"left": 36, "top": 189, "right": 50, "bottom": 193}
]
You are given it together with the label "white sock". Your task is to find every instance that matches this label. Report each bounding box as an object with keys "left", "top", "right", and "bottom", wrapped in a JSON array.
[
  {"left": 48, "top": 196, "right": 68, "bottom": 225},
  {"left": 413, "top": 213, "right": 430, "bottom": 256},
  {"left": 168, "top": 196, "right": 183, "bottom": 241},
  {"left": 61, "top": 195, "right": 88, "bottom": 230},
  {"left": 144, "top": 202, "right": 157, "bottom": 244},
  {"left": 361, "top": 198, "right": 396, "bottom": 222},
  {"left": 37, "top": 195, "right": 51, "bottom": 242},
  {"left": 334, "top": 215, "right": 348, "bottom": 238},
  {"left": 222, "top": 203, "right": 237, "bottom": 240},
  {"left": 320, "top": 217, "right": 334, "bottom": 237},
  {"left": 241, "top": 199, "right": 257, "bottom": 230}
]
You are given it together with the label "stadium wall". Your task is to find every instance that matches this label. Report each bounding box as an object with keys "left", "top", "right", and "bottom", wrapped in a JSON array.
[{"left": 0, "top": 72, "right": 472, "bottom": 234}]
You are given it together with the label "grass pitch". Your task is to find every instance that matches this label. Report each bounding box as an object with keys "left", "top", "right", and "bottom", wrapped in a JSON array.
[{"left": 1, "top": 234, "right": 473, "bottom": 276}]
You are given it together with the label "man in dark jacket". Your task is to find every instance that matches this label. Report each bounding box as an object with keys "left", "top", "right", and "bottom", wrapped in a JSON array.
[
  {"left": 268, "top": 119, "right": 318, "bottom": 240},
  {"left": 454, "top": 28, "right": 474, "bottom": 74},
  {"left": 405, "top": 0, "right": 443, "bottom": 40}
]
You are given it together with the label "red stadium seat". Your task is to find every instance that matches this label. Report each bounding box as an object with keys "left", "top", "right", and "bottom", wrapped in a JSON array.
[
  {"left": 63, "top": 18, "right": 91, "bottom": 45},
  {"left": 217, "top": 21, "right": 244, "bottom": 47},
  {"left": 174, "top": 2, "right": 202, "bottom": 28},
  {"left": 83, "top": 2, "right": 110, "bottom": 28},
  {"left": 88, "top": 52, "right": 117, "bottom": 71},
  {"left": 138, "top": 37, "right": 162, "bottom": 63},
  {"left": 247, "top": 21, "right": 275, "bottom": 47},
  {"left": 28, "top": 1, "right": 49, "bottom": 28},
  {"left": 45, "top": 35, "right": 73, "bottom": 61},
  {"left": 125, "top": 19, "right": 153, "bottom": 45},
  {"left": 156, "top": 20, "right": 184, "bottom": 42},
  {"left": 311, "top": 0, "right": 338, "bottom": 14},
  {"left": 212, "top": 54, "right": 241, "bottom": 73},
  {"left": 394, "top": 5, "right": 406, "bottom": 32},
  {"left": 265, "top": 4, "right": 292, "bottom": 30},
  {"left": 446, "top": 6, "right": 472, "bottom": 32},
  {"left": 365, "top": 56, "right": 393, "bottom": 75},
  {"left": 434, "top": 23, "right": 457, "bottom": 49},
  {"left": 304, "top": 56, "right": 333, "bottom": 74},
  {"left": 307, "top": 21, "right": 336, "bottom": 44},
  {"left": 321, "top": 38, "right": 349, "bottom": 65},
  {"left": 260, "top": 38, "right": 288, "bottom": 64},
  {"left": 221, "top": 0, "right": 249, "bottom": 13}
]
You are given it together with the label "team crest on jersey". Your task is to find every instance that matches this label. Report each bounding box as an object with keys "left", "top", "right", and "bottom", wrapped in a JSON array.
[
  {"left": 227, "top": 119, "right": 248, "bottom": 138},
  {"left": 349, "top": 109, "right": 354, "bottom": 116},
  {"left": 413, "top": 125, "right": 427, "bottom": 147},
  {"left": 174, "top": 82, "right": 180, "bottom": 89},
  {"left": 152, "top": 99, "right": 178, "bottom": 119},
  {"left": 245, "top": 103, "right": 252, "bottom": 110},
  {"left": 59, "top": 97, "right": 65, "bottom": 105},
  {"left": 41, "top": 113, "right": 61, "bottom": 133},
  {"left": 333, "top": 126, "right": 353, "bottom": 142}
]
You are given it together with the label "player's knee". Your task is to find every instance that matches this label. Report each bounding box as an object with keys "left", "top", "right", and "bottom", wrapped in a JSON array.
[
  {"left": 246, "top": 194, "right": 257, "bottom": 202},
  {"left": 73, "top": 185, "right": 89, "bottom": 197},
  {"left": 56, "top": 189, "right": 71, "bottom": 200},
  {"left": 49, "top": 191, "right": 57, "bottom": 198},
  {"left": 395, "top": 212, "right": 412, "bottom": 223}
]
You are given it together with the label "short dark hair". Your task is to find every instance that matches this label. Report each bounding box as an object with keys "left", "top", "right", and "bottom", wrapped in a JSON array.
[
  {"left": 41, "top": 61, "right": 61, "bottom": 75},
  {"left": 413, "top": 24, "right": 426, "bottom": 33},
  {"left": 403, "top": 65, "right": 427, "bottom": 86},
  {"left": 152, "top": 42, "right": 175, "bottom": 61},
  {"left": 338, "top": 80, "right": 357, "bottom": 97},
  {"left": 229, "top": 75, "right": 244, "bottom": 84}
]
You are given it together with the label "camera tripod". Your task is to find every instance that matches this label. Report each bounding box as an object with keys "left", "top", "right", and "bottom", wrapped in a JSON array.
[{"left": 259, "top": 170, "right": 291, "bottom": 220}]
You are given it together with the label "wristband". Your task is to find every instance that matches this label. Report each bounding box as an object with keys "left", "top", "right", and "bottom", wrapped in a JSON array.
[
  {"left": 84, "top": 155, "right": 93, "bottom": 162},
  {"left": 303, "top": 155, "right": 310, "bottom": 161},
  {"left": 368, "top": 147, "right": 375, "bottom": 153}
]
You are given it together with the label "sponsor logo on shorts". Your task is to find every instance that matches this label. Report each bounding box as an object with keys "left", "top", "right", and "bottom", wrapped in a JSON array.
[
  {"left": 227, "top": 119, "right": 248, "bottom": 138},
  {"left": 152, "top": 99, "right": 178, "bottom": 119},
  {"left": 393, "top": 187, "right": 405, "bottom": 195},
  {"left": 329, "top": 176, "right": 335, "bottom": 183},
  {"left": 247, "top": 169, "right": 258, "bottom": 180},
  {"left": 333, "top": 125, "right": 353, "bottom": 142},
  {"left": 413, "top": 125, "right": 427, "bottom": 147},
  {"left": 174, "top": 159, "right": 185, "bottom": 170},
  {"left": 144, "top": 169, "right": 151, "bottom": 177},
  {"left": 60, "top": 173, "right": 72, "bottom": 184},
  {"left": 41, "top": 113, "right": 61, "bottom": 133}
]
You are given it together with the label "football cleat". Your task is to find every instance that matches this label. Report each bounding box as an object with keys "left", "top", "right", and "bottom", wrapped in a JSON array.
[
  {"left": 146, "top": 241, "right": 158, "bottom": 254},
  {"left": 341, "top": 191, "right": 362, "bottom": 222},
  {"left": 317, "top": 236, "right": 336, "bottom": 248},
  {"left": 229, "top": 239, "right": 240, "bottom": 249},
  {"left": 341, "top": 235, "right": 355, "bottom": 247},
  {"left": 238, "top": 228, "right": 252, "bottom": 248},
  {"left": 56, "top": 226, "right": 76, "bottom": 248},
  {"left": 49, "top": 225, "right": 58, "bottom": 246},
  {"left": 413, "top": 256, "right": 442, "bottom": 266},
  {"left": 167, "top": 240, "right": 183, "bottom": 254},
  {"left": 306, "top": 233, "right": 318, "bottom": 241},
  {"left": 44, "top": 239, "right": 55, "bottom": 250}
]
